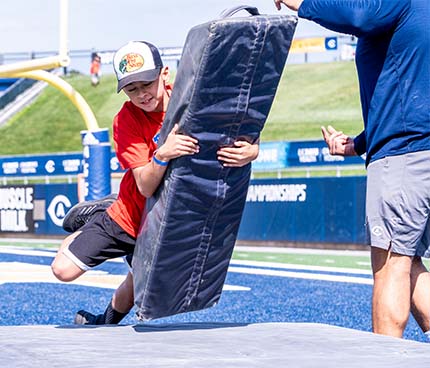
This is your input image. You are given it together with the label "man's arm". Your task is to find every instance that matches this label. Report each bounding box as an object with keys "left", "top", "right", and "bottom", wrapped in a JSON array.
[
  {"left": 353, "top": 130, "right": 366, "bottom": 156},
  {"left": 275, "top": 0, "right": 410, "bottom": 37},
  {"left": 274, "top": 0, "right": 303, "bottom": 11}
]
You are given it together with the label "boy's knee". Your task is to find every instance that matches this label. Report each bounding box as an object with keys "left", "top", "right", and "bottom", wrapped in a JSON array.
[{"left": 51, "top": 258, "right": 81, "bottom": 282}]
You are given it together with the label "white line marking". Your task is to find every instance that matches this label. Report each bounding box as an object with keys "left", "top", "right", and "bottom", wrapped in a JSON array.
[
  {"left": 0, "top": 262, "right": 249, "bottom": 291},
  {"left": 228, "top": 266, "right": 373, "bottom": 285},
  {"left": 0, "top": 246, "right": 373, "bottom": 286},
  {"left": 235, "top": 246, "right": 370, "bottom": 256},
  {"left": 0, "top": 238, "right": 60, "bottom": 245},
  {"left": 0, "top": 248, "right": 56, "bottom": 257},
  {"left": 230, "top": 260, "right": 372, "bottom": 275},
  {"left": 0, "top": 247, "right": 125, "bottom": 263}
]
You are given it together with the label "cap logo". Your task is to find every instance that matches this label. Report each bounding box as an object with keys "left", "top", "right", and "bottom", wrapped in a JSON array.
[{"left": 119, "top": 53, "right": 144, "bottom": 74}]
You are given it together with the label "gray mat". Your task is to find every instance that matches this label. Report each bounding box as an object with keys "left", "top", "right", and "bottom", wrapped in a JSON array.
[{"left": 1, "top": 322, "right": 429, "bottom": 367}]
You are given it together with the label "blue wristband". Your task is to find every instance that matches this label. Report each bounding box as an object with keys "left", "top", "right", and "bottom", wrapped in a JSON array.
[{"left": 152, "top": 152, "right": 169, "bottom": 166}]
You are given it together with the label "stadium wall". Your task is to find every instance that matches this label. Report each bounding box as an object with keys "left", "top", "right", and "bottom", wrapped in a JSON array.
[
  {"left": 239, "top": 177, "right": 366, "bottom": 245},
  {"left": 0, "top": 177, "right": 367, "bottom": 247}
]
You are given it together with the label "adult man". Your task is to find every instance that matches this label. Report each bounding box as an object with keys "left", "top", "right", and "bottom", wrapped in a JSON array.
[{"left": 274, "top": 0, "right": 430, "bottom": 339}]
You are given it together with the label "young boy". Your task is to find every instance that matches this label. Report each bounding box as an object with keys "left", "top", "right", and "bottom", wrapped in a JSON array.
[{"left": 53, "top": 40, "right": 259, "bottom": 325}]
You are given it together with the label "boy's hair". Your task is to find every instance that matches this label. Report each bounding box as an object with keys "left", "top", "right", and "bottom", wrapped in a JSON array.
[{"left": 113, "top": 41, "right": 163, "bottom": 93}]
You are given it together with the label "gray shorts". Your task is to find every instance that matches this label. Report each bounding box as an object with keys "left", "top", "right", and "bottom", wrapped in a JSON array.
[{"left": 366, "top": 150, "right": 430, "bottom": 258}]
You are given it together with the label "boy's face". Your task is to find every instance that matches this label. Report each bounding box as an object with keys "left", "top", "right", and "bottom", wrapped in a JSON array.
[{"left": 122, "top": 67, "right": 169, "bottom": 112}]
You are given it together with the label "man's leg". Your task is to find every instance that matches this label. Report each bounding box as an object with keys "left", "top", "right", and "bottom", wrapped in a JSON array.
[
  {"left": 410, "top": 257, "right": 430, "bottom": 333},
  {"left": 75, "top": 271, "right": 134, "bottom": 325},
  {"left": 371, "top": 246, "right": 412, "bottom": 337}
]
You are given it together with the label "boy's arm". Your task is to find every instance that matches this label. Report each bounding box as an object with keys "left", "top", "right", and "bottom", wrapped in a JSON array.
[{"left": 132, "top": 124, "right": 199, "bottom": 197}]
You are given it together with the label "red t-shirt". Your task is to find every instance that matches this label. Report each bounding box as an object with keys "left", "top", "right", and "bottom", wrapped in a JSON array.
[{"left": 107, "top": 98, "right": 167, "bottom": 238}]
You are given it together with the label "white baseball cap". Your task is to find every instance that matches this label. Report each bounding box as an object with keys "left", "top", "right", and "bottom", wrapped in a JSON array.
[{"left": 113, "top": 41, "right": 163, "bottom": 93}]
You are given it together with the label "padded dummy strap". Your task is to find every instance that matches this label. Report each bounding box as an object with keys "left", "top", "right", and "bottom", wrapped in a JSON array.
[{"left": 219, "top": 5, "right": 260, "bottom": 18}]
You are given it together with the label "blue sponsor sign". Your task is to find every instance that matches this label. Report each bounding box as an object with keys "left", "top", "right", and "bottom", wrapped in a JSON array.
[
  {"left": 286, "top": 140, "right": 365, "bottom": 167},
  {"left": 0, "top": 183, "right": 79, "bottom": 235},
  {"left": 34, "top": 183, "right": 78, "bottom": 235},
  {"left": 253, "top": 140, "right": 365, "bottom": 171},
  {"left": 325, "top": 37, "right": 338, "bottom": 50},
  {"left": 238, "top": 176, "right": 366, "bottom": 244},
  {"left": 252, "top": 141, "right": 288, "bottom": 170},
  {"left": 0, "top": 185, "right": 35, "bottom": 233}
]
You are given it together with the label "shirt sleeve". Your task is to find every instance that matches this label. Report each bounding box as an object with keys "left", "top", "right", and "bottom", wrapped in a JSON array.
[
  {"left": 113, "top": 113, "right": 151, "bottom": 170},
  {"left": 353, "top": 130, "right": 366, "bottom": 156},
  {"left": 298, "top": 0, "right": 411, "bottom": 37}
]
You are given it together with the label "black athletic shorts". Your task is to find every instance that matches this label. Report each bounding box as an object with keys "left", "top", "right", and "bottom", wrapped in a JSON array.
[{"left": 64, "top": 211, "right": 136, "bottom": 270}]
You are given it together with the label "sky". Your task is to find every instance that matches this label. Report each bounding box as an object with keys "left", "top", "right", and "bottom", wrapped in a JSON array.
[
  {"left": 0, "top": 0, "right": 334, "bottom": 52},
  {"left": 0, "top": 0, "right": 336, "bottom": 73}
]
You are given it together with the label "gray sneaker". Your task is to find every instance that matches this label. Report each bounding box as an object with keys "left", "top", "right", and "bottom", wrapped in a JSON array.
[{"left": 62, "top": 193, "right": 117, "bottom": 233}]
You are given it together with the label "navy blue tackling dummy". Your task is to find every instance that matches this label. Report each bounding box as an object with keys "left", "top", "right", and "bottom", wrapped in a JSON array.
[{"left": 133, "top": 6, "right": 297, "bottom": 320}]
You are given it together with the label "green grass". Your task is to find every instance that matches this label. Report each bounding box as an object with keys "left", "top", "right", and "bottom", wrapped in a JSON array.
[
  {"left": 264, "top": 61, "right": 361, "bottom": 141},
  {"left": 233, "top": 250, "right": 371, "bottom": 270},
  {"left": 0, "top": 73, "right": 126, "bottom": 155},
  {"left": 0, "top": 61, "right": 362, "bottom": 155},
  {"left": 252, "top": 167, "right": 366, "bottom": 179}
]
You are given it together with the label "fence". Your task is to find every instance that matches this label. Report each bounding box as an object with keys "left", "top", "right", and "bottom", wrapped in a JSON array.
[{"left": 0, "top": 35, "right": 357, "bottom": 75}]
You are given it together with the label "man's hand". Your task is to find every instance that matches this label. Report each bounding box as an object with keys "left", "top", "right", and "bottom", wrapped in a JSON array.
[
  {"left": 321, "top": 125, "right": 357, "bottom": 156},
  {"left": 274, "top": 0, "right": 304, "bottom": 11}
]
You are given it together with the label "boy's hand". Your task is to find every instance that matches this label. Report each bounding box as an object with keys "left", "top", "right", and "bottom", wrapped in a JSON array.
[
  {"left": 156, "top": 124, "right": 199, "bottom": 161},
  {"left": 274, "top": 0, "right": 303, "bottom": 11},
  {"left": 217, "top": 140, "right": 259, "bottom": 167}
]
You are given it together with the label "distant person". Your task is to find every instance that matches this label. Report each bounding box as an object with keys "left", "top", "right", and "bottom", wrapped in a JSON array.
[
  {"left": 90, "top": 52, "right": 101, "bottom": 86},
  {"left": 274, "top": 0, "right": 430, "bottom": 339},
  {"left": 54, "top": 40, "right": 260, "bottom": 325}
]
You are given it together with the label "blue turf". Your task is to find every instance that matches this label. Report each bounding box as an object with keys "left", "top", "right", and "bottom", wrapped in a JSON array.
[{"left": 0, "top": 251, "right": 427, "bottom": 343}]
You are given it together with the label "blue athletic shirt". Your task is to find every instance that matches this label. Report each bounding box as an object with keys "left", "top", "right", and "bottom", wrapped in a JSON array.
[{"left": 298, "top": 0, "right": 430, "bottom": 165}]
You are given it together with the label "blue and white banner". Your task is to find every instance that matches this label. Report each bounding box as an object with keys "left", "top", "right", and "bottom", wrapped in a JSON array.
[
  {"left": 286, "top": 140, "right": 365, "bottom": 167},
  {"left": 253, "top": 140, "right": 365, "bottom": 171},
  {"left": 0, "top": 151, "right": 124, "bottom": 177},
  {"left": 0, "top": 140, "right": 365, "bottom": 178},
  {"left": 0, "top": 152, "right": 83, "bottom": 177},
  {"left": 252, "top": 141, "right": 288, "bottom": 170},
  {"left": 0, "top": 185, "right": 34, "bottom": 233}
]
